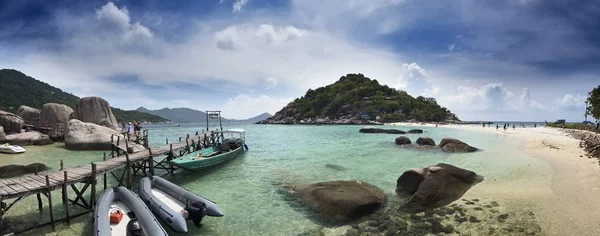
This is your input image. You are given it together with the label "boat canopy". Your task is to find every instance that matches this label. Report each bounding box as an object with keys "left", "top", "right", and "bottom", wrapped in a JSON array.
[{"left": 219, "top": 129, "right": 245, "bottom": 134}]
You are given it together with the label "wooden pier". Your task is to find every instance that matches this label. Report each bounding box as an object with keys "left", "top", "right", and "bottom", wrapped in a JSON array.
[{"left": 0, "top": 129, "right": 223, "bottom": 235}]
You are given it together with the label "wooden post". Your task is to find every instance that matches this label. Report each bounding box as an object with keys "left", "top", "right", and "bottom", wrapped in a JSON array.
[
  {"left": 169, "top": 144, "right": 174, "bottom": 175},
  {"left": 63, "top": 171, "right": 70, "bottom": 225},
  {"left": 148, "top": 148, "right": 154, "bottom": 176},
  {"left": 166, "top": 138, "right": 168, "bottom": 145},
  {"left": 103, "top": 153, "right": 107, "bottom": 190},
  {"left": 1, "top": 194, "right": 3, "bottom": 236},
  {"left": 187, "top": 134, "right": 190, "bottom": 139},
  {"left": 191, "top": 139, "right": 196, "bottom": 151},
  {"left": 91, "top": 163, "right": 97, "bottom": 206},
  {"left": 110, "top": 135, "right": 115, "bottom": 158},
  {"left": 60, "top": 159, "right": 64, "bottom": 170},
  {"left": 125, "top": 139, "right": 130, "bottom": 154},
  {"left": 125, "top": 153, "right": 131, "bottom": 189},
  {"left": 35, "top": 168, "right": 42, "bottom": 212},
  {"left": 179, "top": 137, "right": 181, "bottom": 142},
  {"left": 186, "top": 138, "right": 190, "bottom": 152},
  {"left": 116, "top": 135, "right": 120, "bottom": 147},
  {"left": 45, "top": 175, "right": 55, "bottom": 231}
]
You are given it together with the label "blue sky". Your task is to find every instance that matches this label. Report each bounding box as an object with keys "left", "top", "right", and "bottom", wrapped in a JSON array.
[{"left": 1, "top": 0, "right": 598, "bottom": 120}]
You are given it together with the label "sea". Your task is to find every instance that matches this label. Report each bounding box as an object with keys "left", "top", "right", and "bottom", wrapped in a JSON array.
[{"left": 0, "top": 122, "right": 553, "bottom": 235}]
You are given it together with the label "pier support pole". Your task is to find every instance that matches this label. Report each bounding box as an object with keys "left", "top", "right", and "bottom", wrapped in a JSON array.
[
  {"left": 148, "top": 148, "right": 154, "bottom": 176},
  {"left": 91, "top": 163, "right": 97, "bottom": 206},
  {"left": 125, "top": 153, "right": 131, "bottom": 189},
  {"left": 169, "top": 144, "right": 174, "bottom": 175},
  {"left": 60, "top": 159, "right": 64, "bottom": 170},
  {"left": 166, "top": 138, "right": 168, "bottom": 145},
  {"left": 186, "top": 138, "right": 190, "bottom": 153},
  {"left": 191, "top": 139, "right": 196, "bottom": 151},
  {"left": 1, "top": 194, "right": 4, "bottom": 236},
  {"left": 35, "top": 168, "right": 42, "bottom": 212},
  {"left": 45, "top": 175, "right": 55, "bottom": 231},
  {"left": 103, "top": 153, "right": 107, "bottom": 190},
  {"left": 63, "top": 171, "right": 70, "bottom": 225},
  {"left": 110, "top": 135, "right": 115, "bottom": 158}
]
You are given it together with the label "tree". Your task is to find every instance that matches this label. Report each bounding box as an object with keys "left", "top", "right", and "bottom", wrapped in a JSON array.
[{"left": 587, "top": 85, "right": 600, "bottom": 120}]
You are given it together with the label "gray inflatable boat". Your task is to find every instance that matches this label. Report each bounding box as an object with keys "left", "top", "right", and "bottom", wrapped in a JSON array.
[
  {"left": 94, "top": 187, "right": 167, "bottom": 236},
  {"left": 139, "top": 176, "right": 224, "bottom": 233}
]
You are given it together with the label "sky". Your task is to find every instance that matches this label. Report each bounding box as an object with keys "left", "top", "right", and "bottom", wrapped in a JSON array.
[{"left": 1, "top": 0, "right": 599, "bottom": 121}]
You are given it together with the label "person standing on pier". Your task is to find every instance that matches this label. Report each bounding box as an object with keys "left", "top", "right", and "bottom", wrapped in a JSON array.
[{"left": 127, "top": 122, "right": 134, "bottom": 135}]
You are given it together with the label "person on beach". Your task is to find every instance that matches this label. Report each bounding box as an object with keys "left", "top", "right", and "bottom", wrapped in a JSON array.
[
  {"left": 503, "top": 124, "right": 507, "bottom": 130},
  {"left": 496, "top": 124, "right": 499, "bottom": 130},
  {"left": 513, "top": 124, "right": 515, "bottom": 129},
  {"left": 483, "top": 123, "right": 485, "bottom": 128}
]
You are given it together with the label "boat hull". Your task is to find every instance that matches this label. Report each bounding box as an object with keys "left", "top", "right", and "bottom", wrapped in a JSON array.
[
  {"left": 170, "top": 146, "right": 244, "bottom": 171},
  {"left": 94, "top": 187, "right": 167, "bottom": 236},
  {"left": 139, "top": 176, "right": 223, "bottom": 233},
  {"left": 0, "top": 144, "right": 26, "bottom": 154}
]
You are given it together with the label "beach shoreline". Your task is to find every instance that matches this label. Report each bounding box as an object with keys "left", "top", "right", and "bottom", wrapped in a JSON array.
[{"left": 387, "top": 122, "right": 600, "bottom": 236}]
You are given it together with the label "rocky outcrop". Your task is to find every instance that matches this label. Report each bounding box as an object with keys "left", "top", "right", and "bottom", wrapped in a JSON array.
[
  {"left": 5, "top": 131, "right": 53, "bottom": 146},
  {"left": 396, "top": 163, "right": 484, "bottom": 211},
  {"left": 416, "top": 137, "right": 436, "bottom": 146},
  {"left": 0, "top": 110, "right": 24, "bottom": 134},
  {"left": 74, "top": 97, "right": 119, "bottom": 130},
  {"left": 284, "top": 180, "right": 386, "bottom": 221},
  {"left": 360, "top": 126, "right": 405, "bottom": 134},
  {"left": 439, "top": 138, "right": 478, "bottom": 152},
  {"left": 64, "top": 119, "right": 120, "bottom": 150},
  {"left": 16, "top": 105, "right": 41, "bottom": 125},
  {"left": 0, "top": 163, "right": 48, "bottom": 178},
  {"left": 407, "top": 129, "right": 423, "bottom": 134},
  {"left": 39, "top": 103, "right": 74, "bottom": 139},
  {"left": 395, "top": 136, "right": 411, "bottom": 145}
]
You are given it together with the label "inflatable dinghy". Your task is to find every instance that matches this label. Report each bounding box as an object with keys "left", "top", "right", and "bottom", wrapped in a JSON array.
[
  {"left": 139, "top": 176, "right": 224, "bottom": 233},
  {"left": 94, "top": 187, "right": 167, "bottom": 236}
]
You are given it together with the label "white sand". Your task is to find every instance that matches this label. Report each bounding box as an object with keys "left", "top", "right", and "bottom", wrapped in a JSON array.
[{"left": 388, "top": 122, "right": 600, "bottom": 235}]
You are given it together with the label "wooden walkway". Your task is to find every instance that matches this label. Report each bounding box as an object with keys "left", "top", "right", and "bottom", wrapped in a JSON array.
[{"left": 0, "top": 132, "right": 210, "bottom": 200}]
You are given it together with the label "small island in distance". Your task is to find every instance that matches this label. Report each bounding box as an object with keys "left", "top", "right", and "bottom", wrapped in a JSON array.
[{"left": 257, "top": 73, "right": 460, "bottom": 125}]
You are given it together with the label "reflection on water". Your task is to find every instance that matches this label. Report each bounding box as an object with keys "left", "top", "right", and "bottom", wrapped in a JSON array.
[{"left": 1, "top": 123, "right": 552, "bottom": 235}]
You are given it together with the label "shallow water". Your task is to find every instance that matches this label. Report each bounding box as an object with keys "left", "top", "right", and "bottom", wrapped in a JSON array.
[{"left": 0, "top": 123, "right": 553, "bottom": 235}]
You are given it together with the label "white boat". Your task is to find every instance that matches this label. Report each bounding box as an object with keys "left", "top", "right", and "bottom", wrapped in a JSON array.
[{"left": 0, "top": 144, "right": 26, "bottom": 154}]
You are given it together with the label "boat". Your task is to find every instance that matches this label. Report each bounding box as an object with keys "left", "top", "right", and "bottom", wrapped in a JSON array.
[
  {"left": 0, "top": 143, "right": 26, "bottom": 154},
  {"left": 170, "top": 129, "right": 247, "bottom": 171},
  {"left": 139, "top": 176, "right": 223, "bottom": 233},
  {"left": 94, "top": 187, "right": 168, "bottom": 236}
]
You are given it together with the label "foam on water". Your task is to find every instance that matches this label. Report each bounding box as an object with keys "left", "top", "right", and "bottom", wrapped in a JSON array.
[{"left": 0, "top": 123, "right": 553, "bottom": 235}]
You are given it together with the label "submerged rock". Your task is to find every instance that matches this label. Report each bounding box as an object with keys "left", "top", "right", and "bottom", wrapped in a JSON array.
[
  {"left": 360, "top": 126, "right": 406, "bottom": 134},
  {"left": 0, "top": 163, "right": 48, "bottom": 178},
  {"left": 284, "top": 180, "right": 387, "bottom": 222},
  {"left": 439, "top": 138, "right": 479, "bottom": 152},
  {"left": 16, "top": 105, "right": 40, "bottom": 126},
  {"left": 4, "top": 131, "right": 53, "bottom": 146},
  {"left": 416, "top": 137, "right": 436, "bottom": 146},
  {"left": 407, "top": 129, "right": 423, "bottom": 134},
  {"left": 73, "top": 96, "right": 119, "bottom": 130},
  {"left": 395, "top": 136, "right": 412, "bottom": 145},
  {"left": 0, "top": 110, "right": 24, "bottom": 134},
  {"left": 64, "top": 119, "right": 120, "bottom": 150},
  {"left": 396, "top": 163, "right": 484, "bottom": 211},
  {"left": 325, "top": 164, "right": 347, "bottom": 171}
]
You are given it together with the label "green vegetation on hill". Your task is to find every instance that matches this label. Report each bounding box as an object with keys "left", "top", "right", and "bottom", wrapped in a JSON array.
[
  {"left": 0, "top": 69, "right": 168, "bottom": 123},
  {"left": 286, "top": 73, "right": 455, "bottom": 122}
]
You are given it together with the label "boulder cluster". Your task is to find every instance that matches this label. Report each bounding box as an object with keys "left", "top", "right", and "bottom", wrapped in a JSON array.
[
  {"left": 395, "top": 136, "right": 479, "bottom": 153},
  {"left": 0, "top": 96, "right": 125, "bottom": 151},
  {"left": 359, "top": 127, "right": 423, "bottom": 134}
]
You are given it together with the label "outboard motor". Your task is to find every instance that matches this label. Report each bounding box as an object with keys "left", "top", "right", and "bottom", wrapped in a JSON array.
[
  {"left": 126, "top": 219, "right": 144, "bottom": 236},
  {"left": 186, "top": 201, "right": 208, "bottom": 228}
]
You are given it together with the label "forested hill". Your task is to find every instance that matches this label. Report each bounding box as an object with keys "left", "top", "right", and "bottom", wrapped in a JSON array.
[
  {"left": 0, "top": 69, "right": 168, "bottom": 123},
  {"left": 260, "top": 73, "right": 459, "bottom": 124}
]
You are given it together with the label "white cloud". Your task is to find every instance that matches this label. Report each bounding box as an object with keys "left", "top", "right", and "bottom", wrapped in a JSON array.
[
  {"left": 233, "top": 0, "right": 250, "bottom": 12},
  {"left": 397, "top": 62, "right": 439, "bottom": 97},
  {"left": 95, "top": 2, "right": 153, "bottom": 43},
  {"left": 220, "top": 94, "right": 291, "bottom": 119},
  {"left": 448, "top": 44, "right": 455, "bottom": 51},
  {"left": 265, "top": 77, "right": 278, "bottom": 89},
  {"left": 555, "top": 94, "right": 586, "bottom": 110}
]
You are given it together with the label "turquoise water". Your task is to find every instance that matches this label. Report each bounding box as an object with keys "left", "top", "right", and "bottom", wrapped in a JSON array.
[{"left": 1, "top": 123, "right": 551, "bottom": 235}]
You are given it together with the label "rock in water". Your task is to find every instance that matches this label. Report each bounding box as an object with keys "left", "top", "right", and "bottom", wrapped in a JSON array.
[
  {"left": 407, "top": 129, "right": 423, "bottom": 134},
  {"left": 395, "top": 136, "right": 412, "bottom": 145},
  {"left": 64, "top": 119, "right": 120, "bottom": 150},
  {"left": 74, "top": 97, "right": 119, "bottom": 130},
  {"left": 0, "top": 163, "right": 48, "bottom": 178},
  {"left": 0, "top": 110, "right": 24, "bottom": 134},
  {"left": 16, "top": 105, "right": 41, "bottom": 125},
  {"left": 439, "top": 138, "right": 478, "bottom": 152},
  {"left": 39, "top": 103, "right": 74, "bottom": 139},
  {"left": 5, "top": 131, "right": 53, "bottom": 146},
  {"left": 325, "top": 164, "right": 347, "bottom": 171},
  {"left": 416, "top": 137, "right": 436, "bottom": 146},
  {"left": 396, "top": 163, "right": 484, "bottom": 211},
  {"left": 286, "top": 180, "right": 387, "bottom": 221},
  {"left": 360, "top": 126, "right": 405, "bottom": 134}
]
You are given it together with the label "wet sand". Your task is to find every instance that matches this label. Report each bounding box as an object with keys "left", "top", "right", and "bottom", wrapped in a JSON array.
[{"left": 389, "top": 122, "right": 600, "bottom": 236}]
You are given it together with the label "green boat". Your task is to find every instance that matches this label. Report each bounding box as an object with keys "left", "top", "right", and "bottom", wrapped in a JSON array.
[{"left": 170, "top": 129, "right": 247, "bottom": 171}]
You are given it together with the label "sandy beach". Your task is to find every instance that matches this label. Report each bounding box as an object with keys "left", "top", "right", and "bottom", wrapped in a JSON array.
[{"left": 388, "top": 122, "right": 600, "bottom": 236}]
